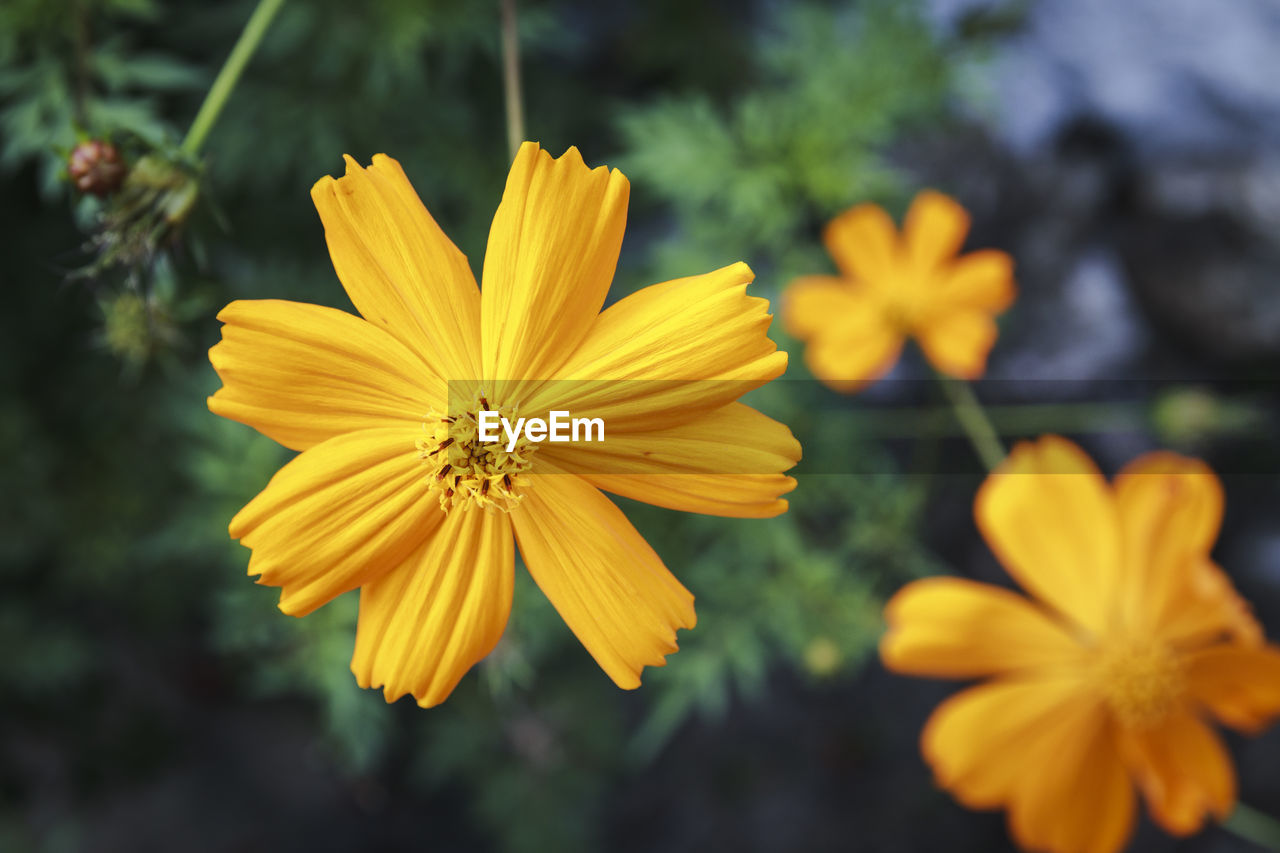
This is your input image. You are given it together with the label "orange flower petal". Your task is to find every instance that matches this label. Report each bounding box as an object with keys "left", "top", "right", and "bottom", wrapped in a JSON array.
[
  {"left": 1153, "top": 561, "right": 1264, "bottom": 650},
  {"left": 1111, "top": 453, "right": 1259, "bottom": 644},
  {"left": 511, "top": 470, "right": 695, "bottom": 689},
  {"left": 208, "top": 299, "right": 440, "bottom": 451},
  {"left": 903, "top": 190, "right": 970, "bottom": 270},
  {"left": 880, "top": 577, "right": 1083, "bottom": 679},
  {"left": 524, "top": 262, "right": 787, "bottom": 431},
  {"left": 822, "top": 202, "right": 901, "bottom": 286},
  {"left": 540, "top": 402, "right": 800, "bottom": 518},
  {"left": 922, "top": 675, "right": 1099, "bottom": 810},
  {"left": 481, "top": 142, "right": 629, "bottom": 380},
  {"left": 1005, "top": 710, "right": 1136, "bottom": 853},
  {"left": 934, "top": 248, "right": 1016, "bottom": 314},
  {"left": 782, "top": 275, "right": 862, "bottom": 341},
  {"left": 975, "top": 436, "right": 1123, "bottom": 636},
  {"left": 583, "top": 474, "right": 796, "bottom": 519},
  {"left": 310, "top": 154, "right": 481, "bottom": 380},
  {"left": 1114, "top": 451, "right": 1222, "bottom": 574},
  {"left": 1186, "top": 645, "right": 1280, "bottom": 733},
  {"left": 351, "top": 506, "right": 514, "bottom": 708},
  {"left": 802, "top": 313, "right": 903, "bottom": 393},
  {"left": 1118, "top": 709, "right": 1236, "bottom": 836},
  {"left": 229, "top": 428, "right": 440, "bottom": 616},
  {"left": 913, "top": 310, "right": 997, "bottom": 379}
]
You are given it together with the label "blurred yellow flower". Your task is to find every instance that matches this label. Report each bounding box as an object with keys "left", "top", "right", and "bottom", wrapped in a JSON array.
[
  {"left": 881, "top": 436, "right": 1280, "bottom": 853},
  {"left": 208, "top": 142, "right": 799, "bottom": 707},
  {"left": 784, "top": 191, "right": 1015, "bottom": 391}
]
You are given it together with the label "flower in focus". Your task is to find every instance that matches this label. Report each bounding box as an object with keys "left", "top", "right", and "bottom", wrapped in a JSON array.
[
  {"left": 208, "top": 142, "right": 800, "bottom": 707},
  {"left": 783, "top": 191, "right": 1015, "bottom": 392},
  {"left": 880, "top": 436, "right": 1280, "bottom": 853}
]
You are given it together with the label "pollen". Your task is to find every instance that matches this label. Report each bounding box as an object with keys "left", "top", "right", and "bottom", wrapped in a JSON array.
[
  {"left": 1094, "top": 639, "right": 1186, "bottom": 730},
  {"left": 417, "top": 391, "right": 535, "bottom": 513}
]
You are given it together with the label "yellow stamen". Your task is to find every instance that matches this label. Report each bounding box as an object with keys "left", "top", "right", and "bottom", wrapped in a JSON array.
[{"left": 417, "top": 392, "right": 534, "bottom": 513}]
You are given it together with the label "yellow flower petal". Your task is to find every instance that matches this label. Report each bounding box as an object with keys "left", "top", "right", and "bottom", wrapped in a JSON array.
[
  {"left": 230, "top": 428, "right": 440, "bottom": 616},
  {"left": 822, "top": 202, "right": 900, "bottom": 286},
  {"left": 975, "top": 436, "right": 1123, "bottom": 636},
  {"left": 802, "top": 310, "right": 902, "bottom": 393},
  {"left": 1114, "top": 451, "right": 1222, "bottom": 560},
  {"left": 351, "top": 506, "right": 514, "bottom": 708},
  {"left": 913, "top": 310, "right": 997, "bottom": 379},
  {"left": 310, "top": 154, "right": 482, "bottom": 381},
  {"left": 1119, "top": 709, "right": 1235, "bottom": 836},
  {"left": 792, "top": 216, "right": 905, "bottom": 394},
  {"left": 539, "top": 403, "right": 800, "bottom": 518},
  {"left": 933, "top": 248, "right": 1016, "bottom": 313},
  {"left": 1162, "top": 560, "right": 1264, "bottom": 647},
  {"left": 1186, "top": 645, "right": 1280, "bottom": 733},
  {"left": 208, "top": 299, "right": 440, "bottom": 451},
  {"left": 481, "top": 142, "right": 629, "bottom": 380},
  {"left": 586, "top": 474, "right": 796, "bottom": 519},
  {"left": 525, "top": 262, "right": 787, "bottom": 432},
  {"left": 511, "top": 470, "right": 695, "bottom": 688},
  {"left": 1005, "top": 707, "right": 1135, "bottom": 853},
  {"left": 902, "top": 190, "right": 970, "bottom": 270},
  {"left": 782, "top": 275, "right": 862, "bottom": 340},
  {"left": 880, "top": 577, "right": 1083, "bottom": 679},
  {"left": 922, "top": 675, "right": 1099, "bottom": 810},
  {"left": 1110, "top": 452, "right": 1257, "bottom": 643}
]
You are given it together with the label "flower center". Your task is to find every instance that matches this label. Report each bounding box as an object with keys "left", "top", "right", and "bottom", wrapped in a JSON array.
[
  {"left": 1094, "top": 639, "right": 1185, "bottom": 729},
  {"left": 878, "top": 281, "right": 922, "bottom": 333},
  {"left": 417, "top": 392, "right": 535, "bottom": 513}
]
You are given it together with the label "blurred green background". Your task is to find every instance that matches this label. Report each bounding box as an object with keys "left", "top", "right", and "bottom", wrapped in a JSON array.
[{"left": 3, "top": 0, "right": 1279, "bottom": 851}]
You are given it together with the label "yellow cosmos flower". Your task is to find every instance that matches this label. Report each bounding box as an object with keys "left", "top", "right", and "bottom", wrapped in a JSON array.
[
  {"left": 208, "top": 143, "right": 800, "bottom": 707},
  {"left": 784, "top": 191, "right": 1015, "bottom": 391},
  {"left": 881, "top": 436, "right": 1280, "bottom": 853}
]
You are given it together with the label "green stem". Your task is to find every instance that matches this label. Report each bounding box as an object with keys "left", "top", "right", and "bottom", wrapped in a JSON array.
[
  {"left": 180, "top": 0, "right": 286, "bottom": 157},
  {"left": 938, "top": 377, "right": 1006, "bottom": 472},
  {"left": 500, "top": 0, "right": 525, "bottom": 160},
  {"left": 1224, "top": 803, "right": 1280, "bottom": 851}
]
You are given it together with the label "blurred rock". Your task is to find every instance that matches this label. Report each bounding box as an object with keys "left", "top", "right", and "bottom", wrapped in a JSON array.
[
  {"left": 931, "top": 0, "right": 1280, "bottom": 157},
  {"left": 1117, "top": 159, "right": 1280, "bottom": 362},
  {"left": 923, "top": 0, "right": 1280, "bottom": 365}
]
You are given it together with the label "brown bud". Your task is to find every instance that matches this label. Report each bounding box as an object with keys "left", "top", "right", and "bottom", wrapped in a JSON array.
[{"left": 68, "top": 140, "right": 126, "bottom": 197}]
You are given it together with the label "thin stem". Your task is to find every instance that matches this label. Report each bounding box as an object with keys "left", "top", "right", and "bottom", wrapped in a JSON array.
[
  {"left": 1224, "top": 803, "right": 1280, "bottom": 851},
  {"left": 938, "top": 377, "right": 1006, "bottom": 472},
  {"left": 72, "top": 0, "right": 91, "bottom": 127},
  {"left": 500, "top": 0, "right": 525, "bottom": 160},
  {"left": 181, "top": 0, "right": 286, "bottom": 157}
]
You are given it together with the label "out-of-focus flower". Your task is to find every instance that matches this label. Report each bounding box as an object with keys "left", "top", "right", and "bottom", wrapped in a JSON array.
[
  {"left": 784, "top": 191, "right": 1015, "bottom": 392},
  {"left": 68, "top": 139, "right": 126, "bottom": 197},
  {"left": 98, "top": 289, "right": 179, "bottom": 368},
  {"left": 803, "top": 636, "right": 842, "bottom": 677},
  {"left": 208, "top": 142, "right": 800, "bottom": 708},
  {"left": 881, "top": 436, "right": 1280, "bottom": 853}
]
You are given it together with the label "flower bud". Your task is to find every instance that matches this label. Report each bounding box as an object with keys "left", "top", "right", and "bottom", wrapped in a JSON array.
[{"left": 68, "top": 140, "right": 126, "bottom": 197}]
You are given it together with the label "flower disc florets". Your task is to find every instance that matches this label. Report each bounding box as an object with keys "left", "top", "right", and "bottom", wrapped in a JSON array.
[
  {"left": 1095, "top": 638, "right": 1186, "bottom": 730},
  {"left": 417, "top": 392, "right": 534, "bottom": 513}
]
